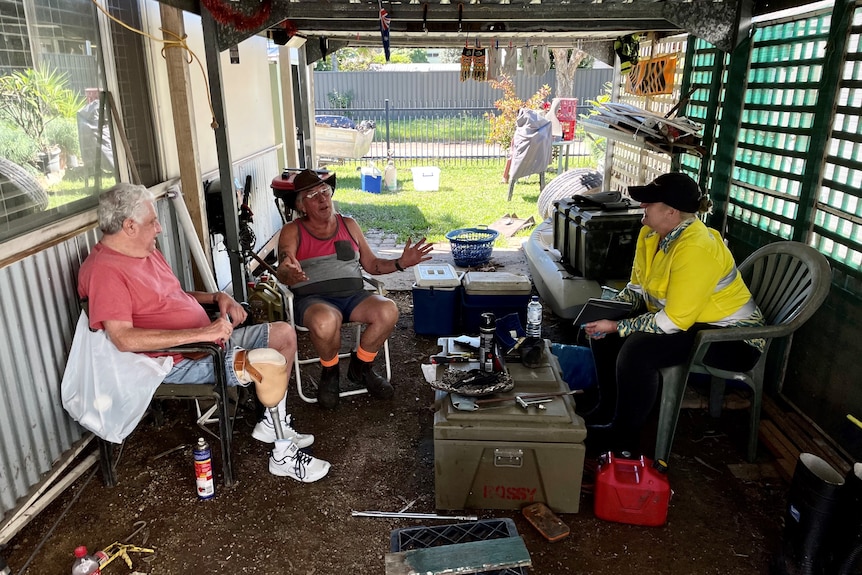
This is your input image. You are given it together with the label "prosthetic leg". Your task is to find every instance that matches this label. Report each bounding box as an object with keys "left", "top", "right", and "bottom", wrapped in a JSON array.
[{"left": 235, "top": 348, "right": 330, "bottom": 482}]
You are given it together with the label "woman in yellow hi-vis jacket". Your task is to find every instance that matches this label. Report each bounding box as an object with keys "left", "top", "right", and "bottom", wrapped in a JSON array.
[{"left": 583, "top": 173, "right": 765, "bottom": 456}]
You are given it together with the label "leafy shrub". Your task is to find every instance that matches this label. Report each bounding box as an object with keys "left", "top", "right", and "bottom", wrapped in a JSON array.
[
  {"left": 484, "top": 75, "right": 550, "bottom": 152},
  {"left": 45, "top": 117, "right": 80, "bottom": 157},
  {"left": 0, "top": 121, "right": 40, "bottom": 167}
]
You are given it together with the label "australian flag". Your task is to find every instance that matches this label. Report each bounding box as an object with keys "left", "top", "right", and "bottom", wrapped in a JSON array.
[{"left": 379, "top": 8, "right": 391, "bottom": 61}]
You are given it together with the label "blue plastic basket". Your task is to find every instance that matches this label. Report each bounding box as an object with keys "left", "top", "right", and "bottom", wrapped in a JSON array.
[{"left": 446, "top": 228, "right": 499, "bottom": 267}]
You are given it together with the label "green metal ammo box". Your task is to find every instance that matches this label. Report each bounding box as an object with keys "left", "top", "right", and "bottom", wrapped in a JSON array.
[{"left": 433, "top": 351, "right": 587, "bottom": 514}]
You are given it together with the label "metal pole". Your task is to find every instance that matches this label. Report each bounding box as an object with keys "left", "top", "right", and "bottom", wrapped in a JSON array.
[{"left": 385, "top": 98, "right": 391, "bottom": 158}]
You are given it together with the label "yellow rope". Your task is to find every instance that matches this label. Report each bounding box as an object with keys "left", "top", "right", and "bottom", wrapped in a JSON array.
[{"left": 90, "top": 0, "right": 219, "bottom": 129}]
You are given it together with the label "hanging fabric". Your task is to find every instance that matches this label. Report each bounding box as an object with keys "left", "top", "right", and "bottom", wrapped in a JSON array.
[
  {"left": 378, "top": 0, "right": 391, "bottom": 62},
  {"left": 627, "top": 55, "right": 678, "bottom": 95},
  {"left": 485, "top": 42, "right": 499, "bottom": 81},
  {"left": 535, "top": 45, "right": 551, "bottom": 75},
  {"left": 501, "top": 46, "right": 517, "bottom": 77},
  {"left": 460, "top": 40, "right": 474, "bottom": 82},
  {"left": 472, "top": 42, "right": 487, "bottom": 82},
  {"left": 524, "top": 42, "right": 536, "bottom": 75},
  {"left": 614, "top": 34, "right": 640, "bottom": 75}
]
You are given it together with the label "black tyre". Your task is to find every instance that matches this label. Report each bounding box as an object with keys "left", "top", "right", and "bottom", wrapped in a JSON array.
[
  {"left": 536, "top": 168, "right": 603, "bottom": 221},
  {"left": 0, "top": 157, "right": 49, "bottom": 221}
]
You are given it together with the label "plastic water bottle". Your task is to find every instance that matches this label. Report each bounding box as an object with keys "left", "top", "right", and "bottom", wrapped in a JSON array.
[
  {"left": 526, "top": 296, "right": 543, "bottom": 338},
  {"left": 71, "top": 546, "right": 100, "bottom": 575}
]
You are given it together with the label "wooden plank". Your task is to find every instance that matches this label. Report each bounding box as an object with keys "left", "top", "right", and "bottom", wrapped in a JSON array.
[
  {"left": 759, "top": 420, "right": 796, "bottom": 481},
  {"left": 785, "top": 412, "right": 851, "bottom": 475},
  {"left": 727, "top": 462, "right": 781, "bottom": 482},
  {"left": 384, "top": 537, "right": 531, "bottom": 575}
]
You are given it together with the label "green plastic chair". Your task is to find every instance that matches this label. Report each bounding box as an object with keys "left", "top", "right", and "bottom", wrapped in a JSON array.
[{"left": 655, "top": 241, "right": 832, "bottom": 463}]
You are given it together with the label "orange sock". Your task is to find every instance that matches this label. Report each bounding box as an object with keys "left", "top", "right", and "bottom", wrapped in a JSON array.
[
  {"left": 356, "top": 345, "right": 377, "bottom": 363},
  {"left": 320, "top": 355, "right": 339, "bottom": 368}
]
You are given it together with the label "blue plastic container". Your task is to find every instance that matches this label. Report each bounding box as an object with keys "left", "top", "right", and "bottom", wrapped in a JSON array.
[
  {"left": 412, "top": 284, "right": 461, "bottom": 336},
  {"left": 361, "top": 173, "right": 382, "bottom": 193}
]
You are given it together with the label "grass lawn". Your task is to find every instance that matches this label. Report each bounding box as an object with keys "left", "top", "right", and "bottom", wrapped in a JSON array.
[{"left": 327, "top": 157, "right": 592, "bottom": 244}]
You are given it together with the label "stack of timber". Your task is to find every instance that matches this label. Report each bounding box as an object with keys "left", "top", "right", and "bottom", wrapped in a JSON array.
[{"left": 759, "top": 395, "right": 852, "bottom": 482}]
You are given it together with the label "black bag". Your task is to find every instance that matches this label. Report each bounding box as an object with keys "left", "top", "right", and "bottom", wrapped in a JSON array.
[{"left": 572, "top": 191, "right": 633, "bottom": 211}]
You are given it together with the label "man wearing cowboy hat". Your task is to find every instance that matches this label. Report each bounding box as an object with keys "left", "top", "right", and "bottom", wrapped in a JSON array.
[{"left": 276, "top": 169, "right": 433, "bottom": 409}]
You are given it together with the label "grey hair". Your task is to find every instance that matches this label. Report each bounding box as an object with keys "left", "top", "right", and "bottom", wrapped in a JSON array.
[{"left": 98, "top": 183, "right": 155, "bottom": 235}]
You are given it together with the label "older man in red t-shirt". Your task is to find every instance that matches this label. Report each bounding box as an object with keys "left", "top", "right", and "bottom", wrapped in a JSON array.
[{"left": 78, "top": 183, "right": 328, "bottom": 482}]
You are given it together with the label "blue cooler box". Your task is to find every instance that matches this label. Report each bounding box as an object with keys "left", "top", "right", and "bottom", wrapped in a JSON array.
[
  {"left": 461, "top": 272, "right": 533, "bottom": 334},
  {"left": 412, "top": 264, "right": 463, "bottom": 336},
  {"left": 361, "top": 173, "right": 382, "bottom": 193}
]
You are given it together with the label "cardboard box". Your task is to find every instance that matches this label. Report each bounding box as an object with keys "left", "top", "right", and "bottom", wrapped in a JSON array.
[
  {"left": 434, "top": 352, "right": 587, "bottom": 513},
  {"left": 461, "top": 272, "right": 532, "bottom": 334}
]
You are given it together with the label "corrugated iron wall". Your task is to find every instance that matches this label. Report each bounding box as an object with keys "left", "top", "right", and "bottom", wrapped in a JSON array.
[
  {"left": 312, "top": 68, "right": 613, "bottom": 112},
  {"left": 0, "top": 229, "right": 96, "bottom": 515}
]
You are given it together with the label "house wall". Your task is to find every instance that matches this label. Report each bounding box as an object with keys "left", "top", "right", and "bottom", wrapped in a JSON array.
[{"left": 0, "top": 2, "right": 286, "bottom": 533}]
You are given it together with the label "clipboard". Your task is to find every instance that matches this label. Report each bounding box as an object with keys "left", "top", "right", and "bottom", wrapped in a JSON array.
[{"left": 573, "top": 298, "right": 633, "bottom": 326}]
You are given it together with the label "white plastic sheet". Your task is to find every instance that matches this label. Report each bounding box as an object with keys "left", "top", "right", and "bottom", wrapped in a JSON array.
[{"left": 61, "top": 312, "right": 172, "bottom": 443}]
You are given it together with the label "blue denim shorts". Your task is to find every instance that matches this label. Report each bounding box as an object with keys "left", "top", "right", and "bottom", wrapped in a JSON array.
[
  {"left": 161, "top": 323, "right": 270, "bottom": 387},
  {"left": 294, "top": 291, "right": 372, "bottom": 326}
]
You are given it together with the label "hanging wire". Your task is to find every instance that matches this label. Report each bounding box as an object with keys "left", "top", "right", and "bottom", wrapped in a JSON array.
[{"left": 89, "top": 0, "right": 219, "bottom": 129}]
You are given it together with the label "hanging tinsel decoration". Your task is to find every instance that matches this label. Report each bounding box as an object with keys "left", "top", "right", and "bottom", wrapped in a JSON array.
[{"left": 200, "top": 0, "right": 273, "bottom": 32}]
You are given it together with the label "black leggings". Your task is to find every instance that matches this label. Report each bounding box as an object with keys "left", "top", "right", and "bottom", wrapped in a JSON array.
[{"left": 588, "top": 325, "right": 761, "bottom": 451}]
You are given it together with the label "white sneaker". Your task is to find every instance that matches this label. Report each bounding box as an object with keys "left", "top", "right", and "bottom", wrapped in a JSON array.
[
  {"left": 269, "top": 440, "right": 330, "bottom": 482},
  {"left": 252, "top": 413, "right": 314, "bottom": 448}
]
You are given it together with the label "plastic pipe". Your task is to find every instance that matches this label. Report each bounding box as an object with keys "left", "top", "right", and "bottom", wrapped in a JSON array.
[{"left": 167, "top": 186, "right": 217, "bottom": 293}]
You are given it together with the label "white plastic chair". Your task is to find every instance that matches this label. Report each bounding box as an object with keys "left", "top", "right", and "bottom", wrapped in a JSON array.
[{"left": 282, "top": 276, "right": 392, "bottom": 404}]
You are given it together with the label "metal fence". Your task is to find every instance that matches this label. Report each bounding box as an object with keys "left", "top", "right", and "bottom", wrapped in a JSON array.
[{"left": 312, "top": 68, "right": 610, "bottom": 164}]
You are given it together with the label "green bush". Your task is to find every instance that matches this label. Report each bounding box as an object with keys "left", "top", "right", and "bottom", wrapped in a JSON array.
[
  {"left": 0, "top": 121, "right": 40, "bottom": 168},
  {"left": 45, "top": 117, "right": 80, "bottom": 157}
]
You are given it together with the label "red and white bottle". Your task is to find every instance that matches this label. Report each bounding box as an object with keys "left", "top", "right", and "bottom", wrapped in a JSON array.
[{"left": 71, "top": 546, "right": 100, "bottom": 575}]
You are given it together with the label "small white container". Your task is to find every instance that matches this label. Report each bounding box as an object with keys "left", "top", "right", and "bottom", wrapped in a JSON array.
[{"left": 411, "top": 167, "right": 441, "bottom": 191}]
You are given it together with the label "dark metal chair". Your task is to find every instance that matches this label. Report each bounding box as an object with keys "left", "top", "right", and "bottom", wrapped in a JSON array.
[{"left": 80, "top": 298, "right": 237, "bottom": 488}]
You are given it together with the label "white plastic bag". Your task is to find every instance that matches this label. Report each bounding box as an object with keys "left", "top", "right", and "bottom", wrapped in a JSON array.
[{"left": 61, "top": 312, "right": 172, "bottom": 444}]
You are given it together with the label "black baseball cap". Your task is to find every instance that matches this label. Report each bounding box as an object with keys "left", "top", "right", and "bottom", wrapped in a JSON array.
[{"left": 628, "top": 173, "right": 702, "bottom": 213}]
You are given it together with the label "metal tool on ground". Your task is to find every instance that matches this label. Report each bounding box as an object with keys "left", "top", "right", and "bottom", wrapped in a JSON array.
[
  {"left": 351, "top": 510, "right": 478, "bottom": 520},
  {"left": 96, "top": 543, "right": 155, "bottom": 570}
]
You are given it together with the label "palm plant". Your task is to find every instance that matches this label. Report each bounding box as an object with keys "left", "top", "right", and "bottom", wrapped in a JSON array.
[{"left": 0, "top": 67, "right": 85, "bottom": 154}]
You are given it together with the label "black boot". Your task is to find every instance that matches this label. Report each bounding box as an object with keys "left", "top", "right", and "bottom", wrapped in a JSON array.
[
  {"left": 347, "top": 352, "right": 394, "bottom": 399},
  {"left": 772, "top": 453, "right": 845, "bottom": 575},
  {"left": 317, "top": 364, "right": 340, "bottom": 410}
]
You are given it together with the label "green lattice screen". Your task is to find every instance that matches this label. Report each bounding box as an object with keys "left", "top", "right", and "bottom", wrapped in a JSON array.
[
  {"left": 729, "top": 13, "right": 830, "bottom": 239},
  {"left": 814, "top": 6, "right": 862, "bottom": 274}
]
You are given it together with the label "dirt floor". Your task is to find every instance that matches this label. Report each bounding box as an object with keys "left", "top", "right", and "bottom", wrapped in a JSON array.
[{"left": 4, "top": 291, "right": 788, "bottom": 575}]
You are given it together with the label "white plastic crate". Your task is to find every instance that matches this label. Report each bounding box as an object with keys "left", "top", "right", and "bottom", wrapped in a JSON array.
[{"left": 411, "top": 166, "right": 441, "bottom": 191}]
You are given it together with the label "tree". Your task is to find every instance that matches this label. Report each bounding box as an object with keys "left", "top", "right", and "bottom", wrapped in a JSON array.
[
  {"left": 551, "top": 48, "right": 588, "bottom": 99},
  {"left": 0, "top": 67, "right": 84, "bottom": 154},
  {"left": 485, "top": 74, "right": 551, "bottom": 152}
]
